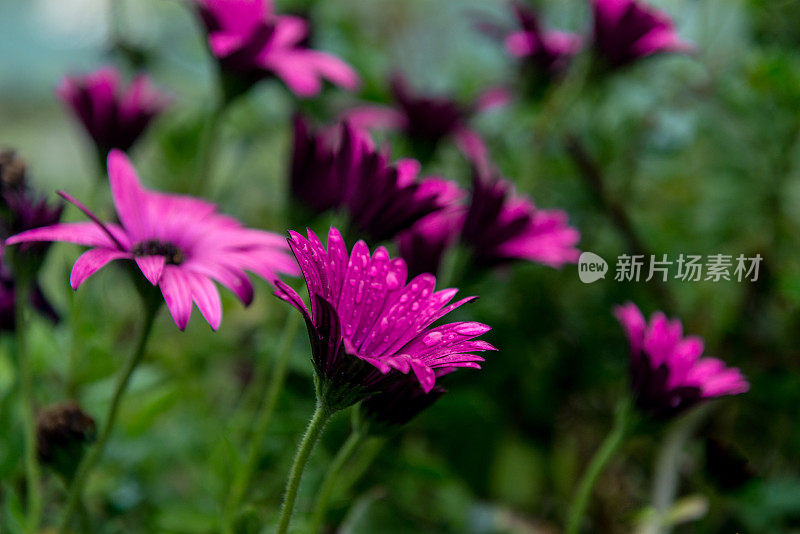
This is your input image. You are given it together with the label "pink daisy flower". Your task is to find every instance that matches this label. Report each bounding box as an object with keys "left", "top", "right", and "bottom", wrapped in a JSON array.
[
  {"left": 196, "top": 0, "right": 359, "bottom": 98},
  {"left": 614, "top": 302, "right": 749, "bottom": 417},
  {"left": 6, "top": 150, "right": 298, "bottom": 331},
  {"left": 57, "top": 68, "right": 169, "bottom": 159},
  {"left": 505, "top": 3, "right": 582, "bottom": 79},
  {"left": 591, "top": 0, "right": 694, "bottom": 70},
  {"left": 342, "top": 75, "right": 510, "bottom": 169},
  {"left": 274, "top": 227, "right": 495, "bottom": 410}
]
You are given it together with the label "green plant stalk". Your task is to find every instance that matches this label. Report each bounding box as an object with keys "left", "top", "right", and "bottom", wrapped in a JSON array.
[
  {"left": 565, "top": 399, "right": 632, "bottom": 534},
  {"left": 308, "top": 428, "right": 365, "bottom": 533},
  {"left": 222, "top": 312, "right": 300, "bottom": 532},
  {"left": 14, "top": 281, "right": 42, "bottom": 531},
  {"left": 58, "top": 298, "right": 160, "bottom": 533},
  {"left": 276, "top": 401, "right": 333, "bottom": 534},
  {"left": 640, "top": 404, "right": 712, "bottom": 534},
  {"left": 194, "top": 101, "right": 227, "bottom": 197}
]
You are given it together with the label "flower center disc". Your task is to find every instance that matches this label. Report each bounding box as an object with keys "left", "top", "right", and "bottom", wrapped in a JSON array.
[{"left": 132, "top": 240, "right": 185, "bottom": 265}]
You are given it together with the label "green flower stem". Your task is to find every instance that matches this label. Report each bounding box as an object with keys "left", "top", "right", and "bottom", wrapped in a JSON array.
[
  {"left": 276, "top": 401, "right": 333, "bottom": 534},
  {"left": 14, "top": 281, "right": 42, "bottom": 531},
  {"left": 58, "top": 296, "right": 160, "bottom": 533},
  {"left": 308, "top": 427, "right": 365, "bottom": 534},
  {"left": 641, "top": 404, "right": 712, "bottom": 534},
  {"left": 565, "top": 399, "right": 632, "bottom": 534},
  {"left": 194, "top": 101, "right": 227, "bottom": 197},
  {"left": 222, "top": 312, "right": 300, "bottom": 532}
]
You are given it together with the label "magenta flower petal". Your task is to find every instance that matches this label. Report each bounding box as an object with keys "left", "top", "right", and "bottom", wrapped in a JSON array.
[
  {"left": 5, "top": 222, "right": 127, "bottom": 249},
  {"left": 70, "top": 248, "right": 131, "bottom": 290},
  {"left": 160, "top": 267, "right": 193, "bottom": 330},
  {"left": 275, "top": 227, "right": 495, "bottom": 410},
  {"left": 7, "top": 152, "right": 296, "bottom": 330},
  {"left": 108, "top": 151, "right": 149, "bottom": 240},
  {"left": 614, "top": 302, "right": 749, "bottom": 418},
  {"left": 136, "top": 255, "right": 166, "bottom": 285},
  {"left": 186, "top": 271, "right": 223, "bottom": 331}
]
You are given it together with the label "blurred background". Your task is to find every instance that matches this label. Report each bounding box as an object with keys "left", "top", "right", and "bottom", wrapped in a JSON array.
[{"left": 1, "top": 0, "right": 800, "bottom": 532}]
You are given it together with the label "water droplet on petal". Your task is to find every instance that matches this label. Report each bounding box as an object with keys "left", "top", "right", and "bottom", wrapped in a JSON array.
[
  {"left": 423, "top": 332, "right": 442, "bottom": 346},
  {"left": 454, "top": 322, "right": 487, "bottom": 336},
  {"left": 386, "top": 271, "right": 400, "bottom": 290}
]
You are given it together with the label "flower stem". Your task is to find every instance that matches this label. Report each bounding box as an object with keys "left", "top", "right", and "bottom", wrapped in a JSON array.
[
  {"left": 640, "top": 404, "right": 712, "bottom": 534},
  {"left": 308, "top": 427, "right": 365, "bottom": 533},
  {"left": 58, "top": 297, "right": 160, "bottom": 533},
  {"left": 194, "top": 101, "right": 227, "bottom": 197},
  {"left": 222, "top": 312, "right": 300, "bottom": 532},
  {"left": 14, "top": 281, "right": 42, "bottom": 531},
  {"left": 276, "top": 401, "right": 333, "bottom": 534},
  {"left": 564, "top": 135, "right": 676, "bottom": 312},
  {"left": 565, "top": 399, "right": 632, "bottom": 534}
]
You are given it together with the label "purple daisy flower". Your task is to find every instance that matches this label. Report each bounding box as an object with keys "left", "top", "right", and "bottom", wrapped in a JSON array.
[
  {"left": 290, "top": 116, "right": 464, "bottom": 242},
  {"left": 196, "top": 0, "right": 359, "bottom": 98},
  {"left": 614, "top": 302, "right": 749, "bottom": 418},
  {"left": 591, "top": 0, "right": 693, "bottom": 70},
  {"left": 342, "top": 75, "right": 510, "bottom": 167},
  {"left": 505, "top": 3, "right": 582, "bottom": 79},
  {"left": 57, "top": 68, "right": 169, "bottom": 159},
  {"left": 6, "top": 150, "right": 298, "bottom": 331},
  {"left": 461, "top": 167, "right": 581, "bottom": 268},
  {"left": 274, "top": 227, "right": 495, "bottom": 409}
]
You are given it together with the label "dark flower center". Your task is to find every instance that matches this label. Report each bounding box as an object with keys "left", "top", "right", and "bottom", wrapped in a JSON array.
[{"left": 132, "top": 240, "right": 185, "bottom": 265}]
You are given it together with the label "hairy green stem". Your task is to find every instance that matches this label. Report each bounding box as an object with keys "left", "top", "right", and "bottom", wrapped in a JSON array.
[
  {"left": 222, "top": 312, "right": 300, "bottom": 532},
  {"left": 58, "top": 298, "right": 160, "bottom": 533},
  {"left": 308, "top": 428, "right": 364, "bottom": 533},
  {"left": 276, "top": 401, "right": 332, "bottom": 534},
  {"left": 566, "top": 399, "right": 632, "bottom": 534}
]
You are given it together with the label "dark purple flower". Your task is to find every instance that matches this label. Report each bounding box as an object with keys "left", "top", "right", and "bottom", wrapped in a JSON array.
[
  {"left": 461, "top": 167, "right": 580, "bottom": 268},
  {"left": 196, "top": 0, "right": 359, "bottom": 98},
  {"left": 591, "top": 0, "right": 693, "bottom": 70},
  {"left": 0, "top": 247, "right": 60, "bottom": 332},
  {"left": 0, "top": 150, "right": 63, "bottom": 270},
  {"left": 57, "top": 68, "right": 168, "bottom": 159},
  {"left": 614, "top": 302, "right": 749, "bottom": 418},
  {"left": 274, "top": 228, "right": 495, "bottom": 410},
  {"left": 343, "top": 75, "right": 510, "bottom": 167},
  {"left": 505, "top": 3, "right": 581, "bottom": 79},
  {"left": 359, "top": 370, "right": 449, "bottom": 431},
  {"left": 290, "top": 117, "right": 464, "bottom": 242}
]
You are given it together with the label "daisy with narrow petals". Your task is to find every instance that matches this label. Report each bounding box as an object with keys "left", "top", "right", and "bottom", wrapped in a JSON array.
[
  {"left": 614, "top": 302, "right": 749, "bottom": 418},
  {"left": 6, "top": 150, "right": 298, "bottom": 331},
  {"left": 196, "top": 0, "right": 359, "bottom": 98},
  {"left": 275, "top": 227, "right": 495, "bottom": 405},
  {"left": 273, "top": 227, "right": 495, "bottom": 534}
]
